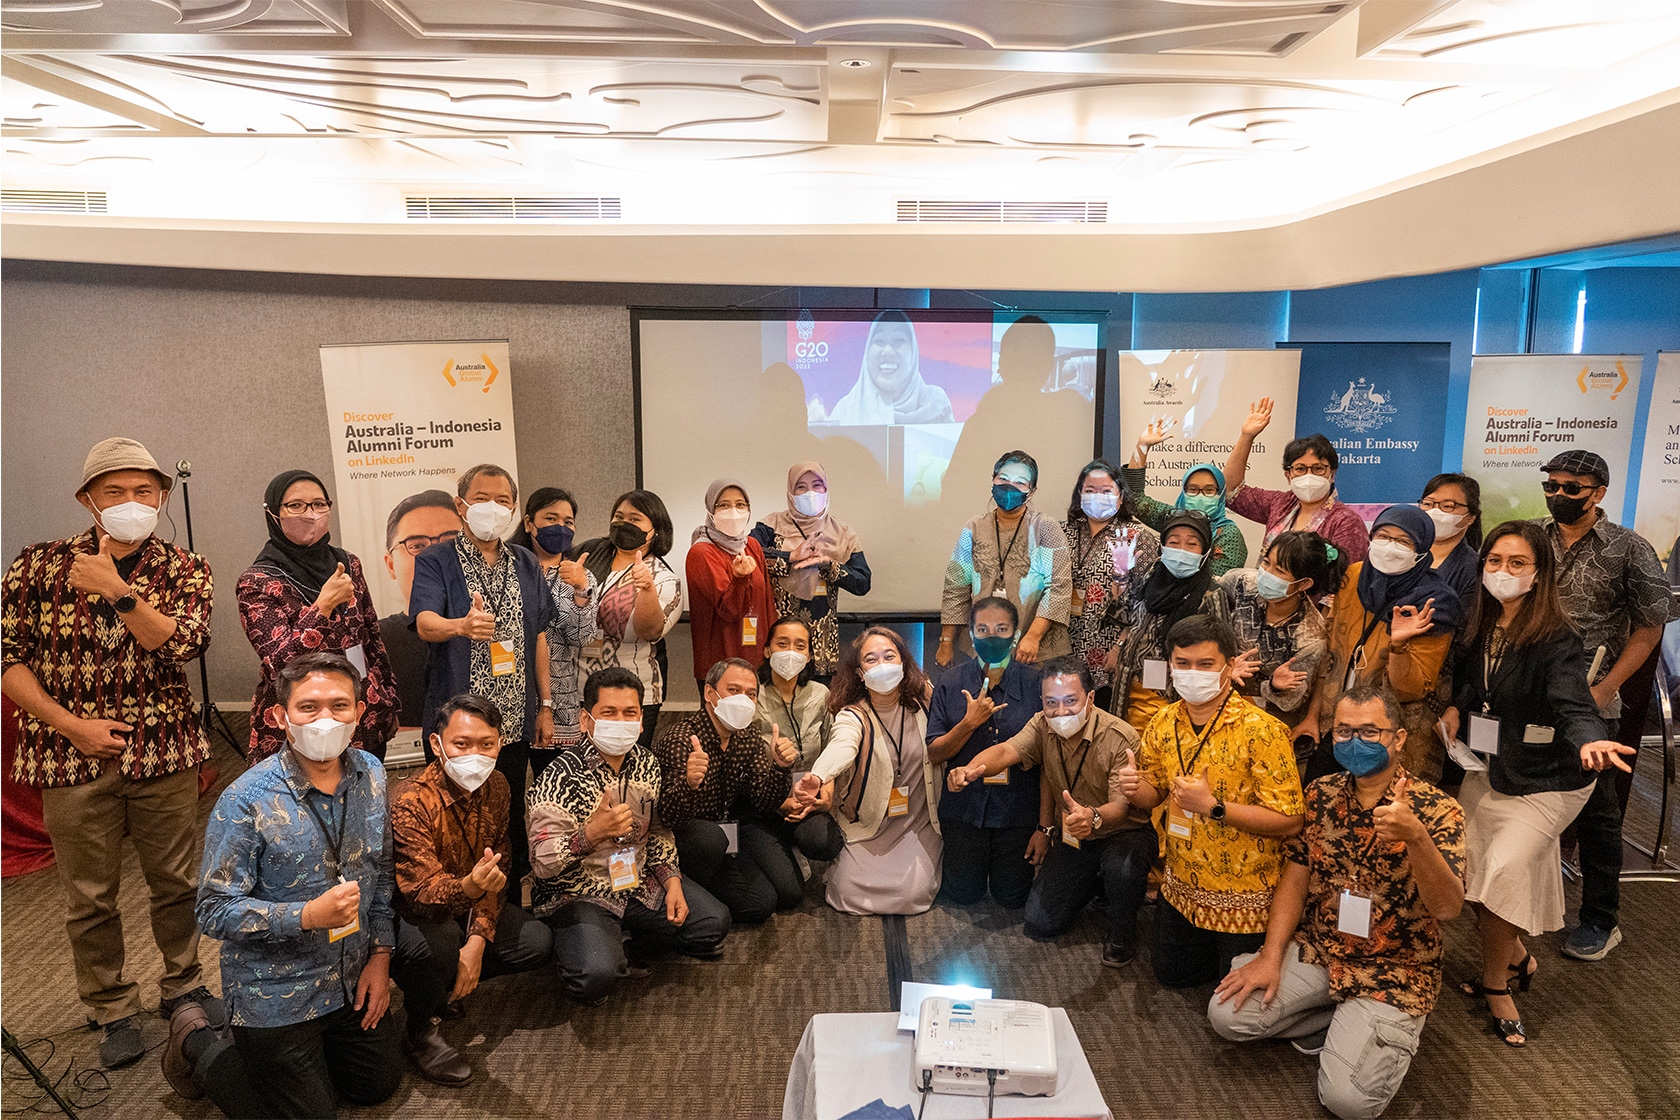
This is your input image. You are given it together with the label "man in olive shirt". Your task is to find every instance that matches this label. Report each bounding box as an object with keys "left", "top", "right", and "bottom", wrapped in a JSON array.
[{"left": 947, "top": 656, "right": 1152, "bottom": 966}]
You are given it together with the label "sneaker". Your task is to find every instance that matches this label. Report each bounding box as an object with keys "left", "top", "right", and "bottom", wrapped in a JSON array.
[
  {"left": 99, "top": 1016, "right": 144, "bottom": 1069},
  {"left": 160, "top": 985, "right": 226, "bottom": 1031},
  {"left": 1290, "top": 1027, "right": 1329, "bottom": 1056},
  {"left": 1101, "top": 940, "right": 1135, "bottom": 969},
  {"left": 161, "top": 1004, "right": 210, "bottom": 1099},
  {"left": 1561, "top": 923, "right": 1622, "bottom": 961}
]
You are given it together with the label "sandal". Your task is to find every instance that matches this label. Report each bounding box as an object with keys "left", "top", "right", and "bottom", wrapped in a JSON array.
[
  {"left": 1463, "top": 981, "right": 1527, "bottom": 1048},
  {"left": 1459, "top": 953, "right": 1538, "bottom": 996}
]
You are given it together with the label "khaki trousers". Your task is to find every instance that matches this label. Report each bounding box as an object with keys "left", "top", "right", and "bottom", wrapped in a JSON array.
[{"left": 39, "top": 764, "right": 203, "bottom": 1024}]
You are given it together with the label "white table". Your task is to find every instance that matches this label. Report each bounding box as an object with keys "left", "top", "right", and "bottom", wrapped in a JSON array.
[{"left": 782, "top": 1010, "right": 1112, "bottom": 1120}]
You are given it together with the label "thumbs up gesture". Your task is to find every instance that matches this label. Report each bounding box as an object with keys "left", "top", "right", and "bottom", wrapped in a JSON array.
[
  {"left": 1372, "top": 775, "right": 1423, "bottom": 845},
  {"left": 463, "top": 846, "right": 507, "bottom": 898},
  {"left": 946, "top": 761, "right": 987, "bottom": 792},
  {"left": 768, "top": 722, "right": 799, "bottom": 768},
  {"left": 1116, "top": 748, "right": 1141, "bottom": 800},
  {"left": 70, "top": 533, "right": 128, "bottom": 600},
  {"left": 1061, "top": 790, "right": 1096, "bottom": 840},
  {"left": 315, "top": 562, "right": 354, "bottom": 616},
  {"left": 585, "top": 788, "right": 634, "bottom": 846},
  {"left": 1171, "top": 766, "right": 1217, "bottom": 816},
  {"left": 686, "top": 734, "right": 710, "bottom": 789},
  {"left": 460, "top": 591, "right": 497, "bottom": 640},
  {"left": 557, "top": 551, "right": 591, "bottom": 592}
]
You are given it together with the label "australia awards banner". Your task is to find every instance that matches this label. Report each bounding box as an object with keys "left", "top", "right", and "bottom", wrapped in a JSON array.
[
  {"left": 1634, "top": 351, "right": 1679, "bottom": 564},
  {"left": 1463, "top": 354, "right": 1643, "bottom": 525},
  {"left": 1286, "top": 342, "right": 1450, "bottom": 505},
  {"left": 318, "top": 340, "right": 519, "bottom": 619},
  {"left": 1117, "top": 349, "right": 1301, "bottom": 562}
]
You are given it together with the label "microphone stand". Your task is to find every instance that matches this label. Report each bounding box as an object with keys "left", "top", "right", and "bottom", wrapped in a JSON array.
[
  {"left": 175, "top": 460, "right": 241, "bottom": 755},
  {"left": 2, "top": 1026, "right": 79, "bottom": 1118}
]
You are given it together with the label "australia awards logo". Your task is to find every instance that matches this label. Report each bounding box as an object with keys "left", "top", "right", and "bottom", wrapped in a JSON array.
[{"left": 1324, "top": 376, "right": 1396, "bottom": 434}]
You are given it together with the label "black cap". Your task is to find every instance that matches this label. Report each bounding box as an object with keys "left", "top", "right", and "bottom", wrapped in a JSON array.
[
  {"left": 1540, "top": 450, "right": 1610, "bottom": 487},
  {"left": 1161, "top": 509, "right": 1213, "bottom": 552}
]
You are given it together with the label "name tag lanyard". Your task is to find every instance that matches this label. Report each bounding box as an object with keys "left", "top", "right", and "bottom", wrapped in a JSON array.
[
  {"left": 1173, "top": 690, "right": 1232, "bottom": 779},
  {"left": 473, "top": 551, "right": 515, "bottom": 627},
  {"left": 772, "top": 689, "right": 804, "bottom": 755},
  {"left": 876, "top": 705, "right": 909, "bottom": 783},
  {"left": 1057, "top": 732, "right": 1093, "bottom": 814},
  {"left": 302, "top": 778, "right": 363, "bottom": 967},
  {"left": 993, "top": 513, "right": 1026, "bottom": 596},
  {"left": 1345, "top": 608, "right": 1390, "bottom": 688}
]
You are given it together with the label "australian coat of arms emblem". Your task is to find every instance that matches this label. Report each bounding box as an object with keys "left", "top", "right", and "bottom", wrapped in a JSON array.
[{"left": 1324, "top": 377, "right": 1396, "bottom": 434}]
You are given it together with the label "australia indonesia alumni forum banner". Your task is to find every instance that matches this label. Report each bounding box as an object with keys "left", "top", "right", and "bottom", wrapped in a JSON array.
[{"left": 319, "top": 340, "right": 520, "bottom": 617}]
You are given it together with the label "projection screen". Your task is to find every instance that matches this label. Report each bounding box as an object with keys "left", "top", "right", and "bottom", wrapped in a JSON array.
[{"left": 635, "top": 310, "right": 1106, "bottom": 614}]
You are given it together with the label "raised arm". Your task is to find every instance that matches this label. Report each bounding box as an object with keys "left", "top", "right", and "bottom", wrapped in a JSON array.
[{"left": 1223, "top": 396, "right": 1272, "bottom": 494}]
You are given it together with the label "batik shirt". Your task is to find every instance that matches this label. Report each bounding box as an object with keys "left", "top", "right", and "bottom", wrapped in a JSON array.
[
  {"left": 391, "top": 761, "right": 510, "bottom": 941},
  {"left": 1064, "top": 516, "right": 1159, "bottom": 689},
  {"left": 1215, "top": 569, "right": 1327, "bottom": 718},
  {"left": 541, "top": 566, "right": 598, "bottom": 748},
  {"left": 579, "top": 558, "right": 682, "bottom": 706},
  {"left": 1288, "top": 769, "right": 1465, "bottom": 1017},
  {"left": 197, "top": 748, "right": 395, "bottom": 1029},
  {"left": 942, "top": 509, "right": 1072, "bottom": 659},
  {"left": 651, "top": 710, "right": 791, "bottom": 829},
  {"left": 2, "top": 530, "right": 213, "bottom": 788}
]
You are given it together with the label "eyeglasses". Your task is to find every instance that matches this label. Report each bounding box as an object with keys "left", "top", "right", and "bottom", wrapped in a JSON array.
[
  {"left": 1418, "top": 497, "right": 1468, "bottom": 514},
  {"left": 1331, "top": 725, "right": 1398, "bottom": 743},
  {"left": 1541, "top": 480, "right": 1596, "bottom": 497},
  {"left": 277, "top": 500, "right": 333, "bottom": 516},
  {"left": 1371, "top": 530, "right": 1414, "bottom": 546},
  {"left": 1286, "top": 463, "right": 1331, "bottom": 478},
  {"left": 1183, "top": 484, "right": 1220, "bottom": 496},
  {"left": 391, "top": 531, "right": 459, "bottom": 556}
]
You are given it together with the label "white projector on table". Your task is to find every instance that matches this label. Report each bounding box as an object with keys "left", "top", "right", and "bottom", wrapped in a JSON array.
[{"left": 912, "top": 997, "right": 1057, "bottom": 1099}]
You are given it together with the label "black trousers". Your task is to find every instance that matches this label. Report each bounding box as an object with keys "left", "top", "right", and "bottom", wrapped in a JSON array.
[
  {"left": 1154, "top": 897, "right": 1266, "bottom": 989},
  {"left": 194, "top": 1003, "right": 402, "bottom": 1119},
  {"left": 939, "top": 820, "right": 1038, "bottom": 909},
  {"left": 492, "top": 738, "right": 533, "bottom": 883},
  {"left": 1024, "top": 828, "right": 1155, "bottom": 946},
  {"left": 1574, "top": 769, "right": 1625, "bottom": 930},
  {"left": 390, "top": 904, "right": 552, "bottom": 1025},
  {"left": 673, "top": 815, "right": 843, "bottom": 923},
  {"left": 545, "top": 887, "right": 731, "bottom": 1004}
]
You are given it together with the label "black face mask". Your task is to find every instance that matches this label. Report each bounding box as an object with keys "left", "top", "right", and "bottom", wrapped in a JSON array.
[
  {"left": 609, "top": 520, "right": 649, "bottom": 552},
  {"left": 1545, "top": 493, "right": 1593, "bottom": 525}
]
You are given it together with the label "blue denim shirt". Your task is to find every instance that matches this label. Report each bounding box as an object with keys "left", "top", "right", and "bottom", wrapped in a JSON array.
[
  {"left": 928, "top": 658, "right": 1043, "bottom": 829},
  {"left": 197, "top": 747, "right": 395, "bottom": 1029}
]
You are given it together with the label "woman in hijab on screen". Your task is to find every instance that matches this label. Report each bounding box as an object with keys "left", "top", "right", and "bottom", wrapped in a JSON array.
[{"left": 821, "top": 310, "right": 955, "bottom": 426}]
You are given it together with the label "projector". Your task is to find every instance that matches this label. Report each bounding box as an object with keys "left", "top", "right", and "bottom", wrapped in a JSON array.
[{"left": 912, "top": 998, "right": 1057, "bottom": 1099}]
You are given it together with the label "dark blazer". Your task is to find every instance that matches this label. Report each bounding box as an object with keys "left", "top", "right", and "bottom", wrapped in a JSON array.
[{"left": 1452, "top": 626, "right": 1605, "bottom": 797}]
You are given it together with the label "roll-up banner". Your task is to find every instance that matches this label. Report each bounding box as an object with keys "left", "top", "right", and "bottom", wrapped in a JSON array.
[
  {"left": 1117, "top": 349, "right": 1301, "bottom": 562},
  {"left": 1285, "top": 341, "right": 1451, "bottom": 505},
  {"left": 318, "top": 340, "right": 519, "bottom": 618},
  {"left": 1463, "top": 354, "right": 1644, "bottom": 525},
  {"left": 1635, "top": 351, "right": 1680, "bottom": 565}
]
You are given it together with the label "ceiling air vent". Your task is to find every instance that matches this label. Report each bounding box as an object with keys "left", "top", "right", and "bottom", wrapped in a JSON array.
[
  {"left": 404, "top": 196, "right": 621, "bottom": 221},
  {"left": 896, "top": 199, "right": 1107, "bottom": 224},
  {"left": 2, "top": 189, "right": 107, "bottom": 214}
]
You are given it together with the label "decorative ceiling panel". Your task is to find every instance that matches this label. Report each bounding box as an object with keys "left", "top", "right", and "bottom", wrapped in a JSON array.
[
  {"left": 0, "top": 0, "right": 350, "bottom": 36},
  {"left": 1363, "top": 0, "right": 1680, "bottom": 66}
]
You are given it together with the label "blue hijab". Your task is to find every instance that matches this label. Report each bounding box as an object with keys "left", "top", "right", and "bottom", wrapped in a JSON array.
[
  {"left": 1355, "top": 504, "right": 1462, "bottom": 634},
  {"left": 1173, "top": 463, "right": 1237, "bottom": 537}
]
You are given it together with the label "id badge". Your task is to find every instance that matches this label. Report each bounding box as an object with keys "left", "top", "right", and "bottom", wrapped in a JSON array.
[
  {"left": 720, "top": 820, "right": 740, "bottom": 855},
  {"left": 328, "top": 876, "right": 360, "bottom": 943},
  {"left": 1167, "top": 806, "right": 1194, "bottom": 839},
  {"left": 1142, "top": 659, "right": 1169, "bottom": 691},
  {"left": 1469, "top": 713, "right": 1500, "bottom": 756},
  {"left": 490, "top": 639, "right": 517, "bottom": 676},
  {"left": 813, "top": 579, "right": 828, "bottom": 598},
  {"left": 983, "top": 767, "right": 1009, "bottom": 786},
  {"left": 1070, "top": 586, "right": 1086, "bottom": 617},
  {"left": 742, "top": 615, "right": 758, "bottom": 646},
  {"left": 1337, "top": 890, "right": 1372, "bottom": 939},
  {"left": 608, "top": 847, "right": 639, "bottom": 891},
  {"left": 582, "top": 638, "right": 605, "bottom": 660},
  {"left": 1523, "top": 725, "right": 1555, "bottom": 744},
  {"left": 887, "top": 785, "right": 910, "bottom": 818},
  {"left": 1061, "top": 823, "right": 1081, "bottom": 849},
  {"left": 343, "top": 643, "right": 367, "bottom": 677}
]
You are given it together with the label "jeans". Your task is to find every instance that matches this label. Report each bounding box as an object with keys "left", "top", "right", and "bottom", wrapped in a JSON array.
[
  {"left": 1573, "top": 770, "right": 1624, "bottom": 930},
  {"left": 673, "top": 815, "right": 842, "bottom": 922},
  {"left": 939, "top": 820, "right": 1037, "bottom": 909},
  {"left": 545, "top": 885, "right": 731, "bottom": 1004},
  {"left": 495, "top": 738, "right": 533, "bottom": 883},
  {"left": 193, "top": 1003, "right": 402, "bottom": 1119},
  {"left": 390, "top": 904, "right": 552, "bottom": 1025},
  {"left": 1024, "top": 828, "right": 1155, "bottom": 948},
  {"left": 1209, "top": 943, "right": 1425, "bottom": 1120},
  {"left": 1154, "top": 897, "right": 1267, "bottom": 989}
]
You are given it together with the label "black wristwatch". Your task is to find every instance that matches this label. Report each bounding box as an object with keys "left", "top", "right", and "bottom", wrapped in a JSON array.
[
  {"left": 1039, "top": 825, "right": 1057, "bottom": 838},
  {"left": 112, "top": 591, "right": 138, "bottom": 613},
  {"left": 1209, "top": 799, "right": 1227, "bottom": 822}
]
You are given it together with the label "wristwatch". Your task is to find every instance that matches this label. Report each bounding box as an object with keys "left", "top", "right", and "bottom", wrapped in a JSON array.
[
  {"left": 1090, "top": 808, "right": 1104, "bottom": 832},
  {"left": 1038, "top": 825, "right": 1057, "bottom": 838},
  {"left": 540, "top": 699, "right": 553, "bottom": 708},
  {"left": 1209, "top": 799, "right": 1227, "bottom": 822},
  {"left": 112, "top": 591, "right": 137, "bottom": 613}
]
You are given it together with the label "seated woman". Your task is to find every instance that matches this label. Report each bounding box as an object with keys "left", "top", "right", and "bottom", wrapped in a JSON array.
[
  {"left": 1122, "top": 418, "right": 1247, "bottom": 576},
  {"left": 1303, "top": 506, "right": 1462, "bottom": 782},
  {"left": 752, "top": 614, "right": 847, "bottom": 887},
  {"left": 751, "top": 462, "right": 871, "bottom": 683},
  {"left": 1418, "top": 472, "right": 1483, "bottom": 605},
  {"left": 1222, "top": 398, "right": 1370, "bottom": 564},
  {"left": 938, "top": 450, "right": 1072, "bottom": 668},
  {"left": 237, "top": 469, "right": 397, "bottom": 762},
  {"left": 792, "top": 627, "right": 942, "bottom": 915},
  {"left": 688, "top": 478, "right": 777, "bottom": 686},
  {"left": 1062, "top": 458, "right": 1160, "bottom": 711},
  {"left": 515, "top": 487, "right": 596, "bottom": 778},
  {"left": 1108, "top": 509, "right": 1224, "bottom": 731},
  {"left": 1442, "top": 520, "right": 1634, "bottom": 1048}
]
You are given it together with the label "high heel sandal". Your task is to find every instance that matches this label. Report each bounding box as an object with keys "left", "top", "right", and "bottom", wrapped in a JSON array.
[
  {"left": 1462, "top": 981, "right": 1528, "bottom": 1048},
  {"left": 1458, "top": 953, "right": 1538, "bottom": 997}
]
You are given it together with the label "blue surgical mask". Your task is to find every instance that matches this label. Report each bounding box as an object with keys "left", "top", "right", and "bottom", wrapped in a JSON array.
[
  {"left": 992, "top": 483, "right": 1027, "bottom": 512},
  {"left": 1080, "top": 492, "right": 1118, "bottom": 520},
  {"left": 1160, "top": 547, "right": 1204, "bottom": 578},
  {"left": 1183, "top": 493, "right": 1220, "bottom": 516},
  {"left": 973, "top": 635, "right": 1013, "bottom": 666},
  {"left": 1255, "top": 569, "right": 1295, "bottom": 601},
  {"left": 535, "top": 523, "right": 574, "bottom": 557},
  {"left": 1333, "top": 735, "right": 1391, "bottom": 779}
]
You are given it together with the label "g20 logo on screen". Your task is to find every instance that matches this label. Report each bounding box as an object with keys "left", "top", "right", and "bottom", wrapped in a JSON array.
[
  {"left": 792, "top": 309, "right": 832, "bottom": 370},
  {"left": 794, "top": 340, "right": 830, "bottom": 359}
]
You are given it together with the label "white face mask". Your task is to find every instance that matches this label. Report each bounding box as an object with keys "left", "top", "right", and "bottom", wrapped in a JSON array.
[
  {"left": 1289, "top": 474, "right": 1332, "bottom": 503},
  {"left": 712, "top": 509, "right": 751, "bottom": 538},
  {"left": 1367, "top": 539, "right": 1421, "bottom": 576},
  {"left": 1047, "top": 706, "right": 1086, "bottom": 739},
  {"left": 289, "top": 715, "right": 356, "bottom": 762},
  {"left": 97, "top": 500, "right": 160, "bottom": 543},
  {"left": 712, "top": 693, "right": 756, "bottom": 732},
  {"left": 863, "top": 662, "right": 904, "bottom": 694},
  {"left": 792, "top": 491, "right": 827, "bottom": 517},
  {"left": 442, "top": 752, "right": 497, "bottom": 793},
  {"left": 1172, "top": 667, "right": 1226, "bottom": 706},
  {"left": 768, "top": 649, "right": 808, "bottom": 680},
  {"left": 1423, "top": 507, "right": 1467, "bottom": 539},
  {"left": 590, "top": 719, "right": 641, "bottom": 756},
  {"left": 1482, "top": 569, "right": 1535, "bottom": 602},
  {"left": 463, "top": 501, "right": 514, "bottom": 541}
]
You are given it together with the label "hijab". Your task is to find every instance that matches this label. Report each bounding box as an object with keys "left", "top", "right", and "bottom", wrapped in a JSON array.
[
  {"left": 824, "top": 311, "right": 954, "bottom": 426},
  {"left": 761, "top": 461, "right": 861, "bottom": 601},
  {"left": 1355, "top": 504, "right": 1461, "bottom": 634},
  {"left": 1140, "top": 509, "right": 1216, "bottom": 633},
  {"left": 253, "top": 469, "right": 350, "bottom": 596},
  {"left": 1173, "top": 463, "right": 1237, "bottom": 537},
  {"left": 691, "top": 478, "right": 752, "bottom": 556}
]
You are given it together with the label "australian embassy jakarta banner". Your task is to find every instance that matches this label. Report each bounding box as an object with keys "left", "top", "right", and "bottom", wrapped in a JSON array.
[
  {"left": 319, "top": 340, "right": 519, "bottom": 618},
  {"left": 1287, "top": 342, "right": 1450, "bottom": 505},
  {"left": 1464, "top": 354, "right": 1644, "bottom": 526},
  {"left": 1635, "top": 351, "right": 1680, "bottom": 564}
]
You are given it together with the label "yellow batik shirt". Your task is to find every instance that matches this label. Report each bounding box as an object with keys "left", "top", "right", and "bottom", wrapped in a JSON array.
[{"left": 1139, "top": 691, "right": 1304, "bottom": 934}]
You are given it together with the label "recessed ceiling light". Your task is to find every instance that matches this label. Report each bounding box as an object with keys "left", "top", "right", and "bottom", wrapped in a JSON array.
[{"left": 839, "top": 58, "right": 871, "bottom": 68}]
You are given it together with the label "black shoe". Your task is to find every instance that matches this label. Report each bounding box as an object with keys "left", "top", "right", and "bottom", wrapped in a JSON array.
[
  {"left": 682, "top": 943, "right": 725, "bottom": 961},
  {"left": 99, "top": 1017, "right": 144, "bottom": 1069},
  {"left": 1101, "top": 941, "right": 1135, "bottom": 968},
  {"left": 160, "top": 986, "right": 226, "bottom": 1031},
  {"left": 406, "top": 1019, "right": 473, "bottom": 1086},
  {"left": 439, "top": 1000, "right": 465, "bottom": 1020}
]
